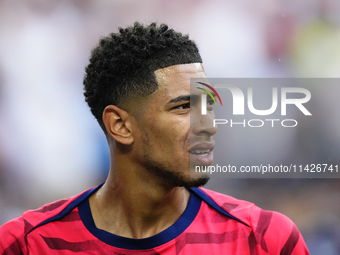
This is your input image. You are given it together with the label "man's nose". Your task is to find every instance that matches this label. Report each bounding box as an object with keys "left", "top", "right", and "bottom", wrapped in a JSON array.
[{"left": 192, "top": 112, "right": 218, "bottom": 137}]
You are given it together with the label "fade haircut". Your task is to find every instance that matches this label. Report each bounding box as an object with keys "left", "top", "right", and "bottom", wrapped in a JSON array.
[{"left": 83, "top": 22, "right": 202, "bottom": 132}]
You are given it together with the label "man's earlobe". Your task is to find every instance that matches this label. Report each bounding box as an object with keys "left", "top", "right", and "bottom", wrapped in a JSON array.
[{"left": 102, "top": 105, "right": 134, "bottom": 145}]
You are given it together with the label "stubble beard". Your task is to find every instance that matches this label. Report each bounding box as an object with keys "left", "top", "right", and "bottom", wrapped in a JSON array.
[{"left": 142, "top": 131, "right": 209, "bottom": 189}]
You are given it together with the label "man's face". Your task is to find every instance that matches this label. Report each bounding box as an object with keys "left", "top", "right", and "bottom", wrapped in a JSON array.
[{"left": 132, "top": 63, "right": 217, "bottom": 188}]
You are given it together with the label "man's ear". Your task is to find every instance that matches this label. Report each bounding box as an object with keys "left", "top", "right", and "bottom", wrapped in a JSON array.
[{"left": 102, "top": 105, "right": 134, "bottom": 145}]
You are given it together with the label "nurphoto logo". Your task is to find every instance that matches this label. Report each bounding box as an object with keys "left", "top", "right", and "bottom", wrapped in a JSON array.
[{"left": 197, "top": 82, "right": 312, "bottom": 128}]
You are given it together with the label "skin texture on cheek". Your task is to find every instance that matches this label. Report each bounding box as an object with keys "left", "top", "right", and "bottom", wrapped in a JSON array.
[{"left": 141, "top": 127, "right": 208, "bottom": 188}]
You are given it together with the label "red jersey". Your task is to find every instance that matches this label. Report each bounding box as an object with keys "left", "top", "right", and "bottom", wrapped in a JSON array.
[{"left": 0, "top": 185, "right": 309, "bottom": 254}]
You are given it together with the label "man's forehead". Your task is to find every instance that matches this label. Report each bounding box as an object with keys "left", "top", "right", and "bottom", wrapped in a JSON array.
[
  {"left": 154, "top": 63, "right": 205, "bottom": 77},
  {"left": 154, "top": 63, "right": 206, "bottom": 89},
  {"left": 149, "top": 63, "right": 206, "bottom": 105}
]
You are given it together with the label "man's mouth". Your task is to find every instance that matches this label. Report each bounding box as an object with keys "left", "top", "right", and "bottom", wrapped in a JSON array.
[
  {"left": 190, "top": 149, "right": 213, "bottom": 157},
  {"left": 189, "top": 145, "right": 214, "bottom": 166}
]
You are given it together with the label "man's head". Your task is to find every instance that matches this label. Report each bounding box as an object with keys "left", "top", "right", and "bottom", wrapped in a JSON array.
[
  {"left": 83, "top": 23, "right": 216, "bottom": 188},
  {"left": 83, "top": 22, "right": 202, "bottom": 132}
]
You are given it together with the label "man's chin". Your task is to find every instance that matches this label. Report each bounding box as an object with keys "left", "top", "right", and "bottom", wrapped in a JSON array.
[
  {"left": 177, "top": 167, "right": 211, "bottom": 188},
  {"left": 143, "top": 156, "right": 210, "bottom": 189},
  {"left": 180, "top": 177, "right": 210, "bottom": 189}
]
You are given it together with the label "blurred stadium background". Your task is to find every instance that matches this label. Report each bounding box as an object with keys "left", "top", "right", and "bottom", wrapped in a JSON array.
[{"left": 0, "top": 0, "right": 340, "bottom": 254}]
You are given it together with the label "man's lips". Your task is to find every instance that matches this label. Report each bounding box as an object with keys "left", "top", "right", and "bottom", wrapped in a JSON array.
[
  {"left": 190, "top": 141, "right": 215, "bottom": 154},
  {"left": 189, "top": 141, "right": 215, "bottom": 166},
  {"left": 190, "top": 148, "right": 213, "bottom": 156}
]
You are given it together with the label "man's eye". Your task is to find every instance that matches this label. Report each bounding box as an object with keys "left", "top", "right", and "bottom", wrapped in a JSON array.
[
  {"left": 174, "top": 103, "right": 190, "bottom": 110},
  {"left": 208, "top": 100, "right": 215, "bottom": 106}
]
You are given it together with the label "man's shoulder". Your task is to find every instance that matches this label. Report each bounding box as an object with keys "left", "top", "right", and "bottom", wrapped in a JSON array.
[
  {"left": 192, "top": 187, "right": 255, "bottom": 226},
  {"left": 196, "top": 187, "right": 298, "bottom": 230},
  {"left": 198, "top": 187, "right": 255, "bottom": 212},
  {"left": 2, "top": 192, "right": 80, "bottom": 229},
  {"left": 193, "top": 187, "right": 310, "bottom": 254},
  {"left": 0, "top": 186, "right": 96, "bottom": 254}
]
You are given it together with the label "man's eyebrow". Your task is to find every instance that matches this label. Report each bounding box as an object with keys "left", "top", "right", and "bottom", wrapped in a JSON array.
[
  {"left": 167, "top": 94, "right": 199, "bottom": 104},
  {"left": 167, "top": 92, "right": 217, "bottom": 105},
  {"left": 195, "top": 91, "right": 217, "bottom": 99}
]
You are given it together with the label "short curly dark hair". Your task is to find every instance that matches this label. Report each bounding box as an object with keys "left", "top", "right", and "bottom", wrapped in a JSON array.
[{"left": 83, "top": 22, "right": 202, "bottom": 132}]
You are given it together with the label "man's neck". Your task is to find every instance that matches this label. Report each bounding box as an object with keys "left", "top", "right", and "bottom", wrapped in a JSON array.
[{"left": 88, "top": 168, "right": 191, "bottom": 239}]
